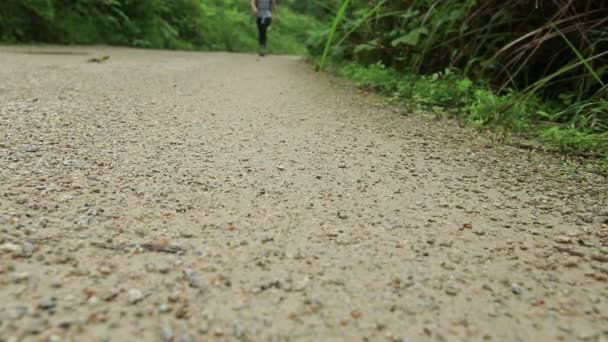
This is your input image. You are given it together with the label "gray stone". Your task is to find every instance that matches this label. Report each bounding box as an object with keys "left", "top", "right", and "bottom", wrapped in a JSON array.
[
  {"left": 159, "top": 304, "right": 171, "bottom": 314},
  {"left": 9, "top": 306, "right": 28, "bottom": 320},
  {"left": 183, "top": 269, "right": 204, "bottom": 288},
  {"left": 179, "top": 333, "right": 193, "bottom": 342},
  {"left": 445, "top": 282, "right": 460, "bottom": 296},
  {"left": 127, "top": 289, "right": 144, "bottom": 304},
  {"left": 158, "top": 264, "right": 171, "bottom": 274},
  {"left": 0, "top": 243, "right": 20, "bottom": 254},
  {"left": 26, "top": 319, "right": 46, "bottom": 335},
  {"left": 160, "top": 326, "right": 174, "bottom": 342},
  {"left": 38, "top": 298, "right": 56, "bottom": 310},
  {"left": 578, "top": 213, "right": 594, "bottom": 224},
  {"left": 511, "top": 283, "right": 522, "bottom": 295},
  {"left": 21, "top": 242, "right": 34, "bottom": 258}
]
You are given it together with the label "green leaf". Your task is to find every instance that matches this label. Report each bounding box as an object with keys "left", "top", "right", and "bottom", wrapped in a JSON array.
[
  {"left": 400, "top": 10, "right": 420, "bottom": 20},
  {"left": 391, "top": 27, "right": 428, "bottom": 47},
  {"left": 354, "top": 43, "right": 376, "bottom": 54},
  {"left": 457, "top": 79, "right": 473, "bottom": 92}
]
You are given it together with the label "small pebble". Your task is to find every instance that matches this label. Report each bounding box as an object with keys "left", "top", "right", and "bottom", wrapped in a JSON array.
[
  {"left": 160, "top": 326, "right": 174, "bottom": 342},
  {"left": 511, "top": 283, "right": 522, "bottom": 295},
  {"left": 26, "top": 318, "right": 46, "bottom": 335},
  {"left": 127, "top": 289, "right": 144, "bottom": 304},
  {"left": 179, "top": 333, "right": 193, "bottom": 342},
  {"left": 563, "top": 256, "right": 579, "bottom": 268},
  {"left": 38, "top": 298, "right": 56, "bottom": 310},
  {"left": 9, "top": 306, "right": 28, "bottom": 320},
  {"left": 159, "top": 304, "right": 171, "bottom": 314},
  {"left": 183, "top": 269, "right": 204, "bottom": 288},
  {"left": 445, "top": 283, "right": 460, "bottom": 296},
  {"left": 0, "top": 243, "right": 20, "bottom": 254},
  {"left": 21, "top": 242, "right": 34, "bottom": 258},
  {"left": 158, "top": 264, "right": 171, "bottom": 274},
  {"left": 168, "top": 291, "right": 180, "bottom": 302}
]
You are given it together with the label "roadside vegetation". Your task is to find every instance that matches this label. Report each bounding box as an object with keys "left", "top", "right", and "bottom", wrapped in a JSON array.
[
  {"left": 0, "top": 0, "right": 320, "bottom": 54},
  {"left": 304, "top": 0, "right": 607, "bottom": 163}
]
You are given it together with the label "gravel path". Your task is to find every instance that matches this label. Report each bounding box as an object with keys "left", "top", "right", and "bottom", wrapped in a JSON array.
[{"left": 1, "top": 46, "right": 607, "bottom": 342}]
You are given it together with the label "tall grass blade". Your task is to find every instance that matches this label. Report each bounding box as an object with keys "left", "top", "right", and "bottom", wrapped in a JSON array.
[
  {"left": 523, "top": 51, "right": 608, "bottom": 96},
  {"left": 318, "top": 0, "right": 350, "bottom": 71},
  {"left": 334, "top": 0, "right": 387, "bottom": 48},
  {"left": 552, "top": 23, "right": 606, "bottom": 88}
]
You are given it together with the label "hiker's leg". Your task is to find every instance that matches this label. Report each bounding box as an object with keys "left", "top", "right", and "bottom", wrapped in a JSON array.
[
  {"left": 260, "top": 20, "right": 268, "bottom": 47},
  {"left": 256, "top": 18, "right": 265, "bottom": 47},
  {"left": 263, "top": 18, "right": 272, "bottom": 47}
]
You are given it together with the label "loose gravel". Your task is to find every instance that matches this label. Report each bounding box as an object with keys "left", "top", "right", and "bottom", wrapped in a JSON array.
[{"left": 1, "top": 46, "right": 607, "bottom": 341}]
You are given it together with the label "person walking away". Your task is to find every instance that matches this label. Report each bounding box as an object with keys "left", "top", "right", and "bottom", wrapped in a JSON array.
[{"left": 251, "top": 0, "right": 277, "bottom": 56}]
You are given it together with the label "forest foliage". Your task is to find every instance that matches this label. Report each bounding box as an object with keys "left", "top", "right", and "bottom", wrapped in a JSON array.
[{"left": 0, "top": 0, "right": 319, "bottom": 53}]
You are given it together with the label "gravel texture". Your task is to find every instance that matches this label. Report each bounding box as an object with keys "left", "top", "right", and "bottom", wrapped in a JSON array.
[{"left": 1, "top": 46, "right": 608, "bottom": 341}]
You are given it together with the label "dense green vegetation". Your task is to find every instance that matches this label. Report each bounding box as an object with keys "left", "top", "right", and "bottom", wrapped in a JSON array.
[
  {"left": 0, "top": 0, "right": 320, "bottom": 54},
  {"left": 305, "top": 0, "right": 608, "bottom": 157}
]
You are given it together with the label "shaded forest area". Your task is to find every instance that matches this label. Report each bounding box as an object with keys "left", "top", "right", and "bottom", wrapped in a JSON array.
[{"left": 0, "top": 0, "right": 319, "bottom": 53}]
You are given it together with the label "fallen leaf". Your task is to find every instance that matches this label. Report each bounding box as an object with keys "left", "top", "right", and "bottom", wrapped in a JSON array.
[
  {"left": 532, "top": 299, "right": 545, "bottom": 306},
  {"left": 587, "top": 273, "right": 608, "bottom": 282},
  {"left": 83, "top": 288, "right": 97, "bottom": 298}
]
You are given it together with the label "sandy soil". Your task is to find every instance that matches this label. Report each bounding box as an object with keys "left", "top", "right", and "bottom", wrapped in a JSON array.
[{"left": 1, "top": 46, "right": 607, "bottom": 342}]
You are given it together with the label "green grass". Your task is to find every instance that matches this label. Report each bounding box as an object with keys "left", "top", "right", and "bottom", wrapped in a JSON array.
[{"left": 326, "top": 61, "right": 608, "bottom": 160}]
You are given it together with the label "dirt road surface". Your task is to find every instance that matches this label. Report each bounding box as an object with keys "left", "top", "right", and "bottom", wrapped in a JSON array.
[{"left": 1, "top": 46, "right": 607, "bottom": 341}]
